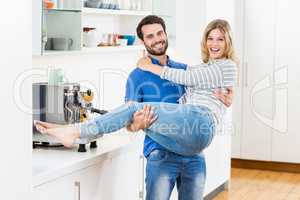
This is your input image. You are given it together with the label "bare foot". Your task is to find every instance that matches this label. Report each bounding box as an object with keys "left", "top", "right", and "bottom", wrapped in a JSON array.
[
  {"left": 34, "top": 120, "right": 63, "bottom": 129},
  {"left": 45, "top": 126, "right": 80, "bottom": 148},
  {"left": 35, "top": 121, "right": 80, "bottom": 148}
]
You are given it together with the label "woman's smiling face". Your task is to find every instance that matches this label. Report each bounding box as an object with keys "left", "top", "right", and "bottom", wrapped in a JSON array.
[{"left": 206, "top": 28, "right": 226, "bottom": 59}]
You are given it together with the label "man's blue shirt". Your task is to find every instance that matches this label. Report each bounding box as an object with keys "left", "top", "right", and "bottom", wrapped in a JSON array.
[{"left": 125, "top": 57, "right": 187, "bottom": 157}]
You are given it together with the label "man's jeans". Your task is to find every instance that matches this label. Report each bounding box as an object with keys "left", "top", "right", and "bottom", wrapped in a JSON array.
[{"left": 145, "top": 149, "right": 206, "bottom": 200}]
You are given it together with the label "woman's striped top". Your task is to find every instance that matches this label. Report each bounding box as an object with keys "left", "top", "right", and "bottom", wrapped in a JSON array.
[{"left": 160, "top": 58, "right": 238, "bottom": 124}]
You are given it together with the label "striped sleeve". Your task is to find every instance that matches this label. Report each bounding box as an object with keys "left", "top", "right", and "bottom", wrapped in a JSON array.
[{"left": 160, "top": 59, "right": 237, "bottom": 89}]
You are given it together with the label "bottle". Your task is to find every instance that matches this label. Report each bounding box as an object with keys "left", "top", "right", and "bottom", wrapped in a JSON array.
[{"left": 48, "top": 67, "right": 65, "bottom": 85}]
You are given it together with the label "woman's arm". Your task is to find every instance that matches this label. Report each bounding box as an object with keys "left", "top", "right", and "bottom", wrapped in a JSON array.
[
  {"left": 160, "top": 60, "right": 237, "bottom": 88},
  {"left": 138, "top": 57, "right": 238, "bottom": 88}
]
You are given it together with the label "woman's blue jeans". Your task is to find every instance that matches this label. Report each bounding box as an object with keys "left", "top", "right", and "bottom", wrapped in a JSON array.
[{"left": 80, "top": 102, "right": 216, "bottom": 156}]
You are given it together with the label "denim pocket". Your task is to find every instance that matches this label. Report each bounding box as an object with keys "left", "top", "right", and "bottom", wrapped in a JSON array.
[{"left": 147, "top": 149, "right": 168, "bottom": 162}]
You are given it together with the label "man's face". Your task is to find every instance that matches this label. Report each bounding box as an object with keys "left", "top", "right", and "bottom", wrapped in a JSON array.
[{"left": 141, "top": 24, "right": 168, "bottom": 56}]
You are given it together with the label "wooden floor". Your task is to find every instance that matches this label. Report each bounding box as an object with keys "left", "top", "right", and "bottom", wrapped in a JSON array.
[{"left": 213, "top": 168, "right": 300, "bottom": 200}]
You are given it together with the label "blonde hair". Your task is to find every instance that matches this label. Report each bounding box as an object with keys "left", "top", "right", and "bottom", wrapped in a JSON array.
[{"left": 201, "top": 19, "right": 238, "bottom": 64}]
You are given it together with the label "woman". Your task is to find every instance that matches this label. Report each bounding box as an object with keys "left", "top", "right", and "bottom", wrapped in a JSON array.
[{"left": 35, "top": 19, "right": 238, "bottom": 156}]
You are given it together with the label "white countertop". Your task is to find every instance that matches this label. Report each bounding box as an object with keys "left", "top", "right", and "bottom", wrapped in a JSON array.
[{"left": 32, "top": 130, "right": 142, "bottom": 187}]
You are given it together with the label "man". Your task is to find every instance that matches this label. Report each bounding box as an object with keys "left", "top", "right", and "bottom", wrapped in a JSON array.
[{"left": 125, "top": 15, "right": 233, "bottom": 200}]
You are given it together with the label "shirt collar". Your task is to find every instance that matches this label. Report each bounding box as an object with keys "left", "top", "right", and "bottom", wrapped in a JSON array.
[{"left": 150, "top": 55, "right": 170, "bottom": 66}]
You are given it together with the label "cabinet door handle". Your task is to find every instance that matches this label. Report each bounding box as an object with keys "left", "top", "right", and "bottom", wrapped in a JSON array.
[
  {"left": 139, "top": 155, "right": 144, "bottom": 199},
  {"left": 244, "top": 62, "right": 248, "bottom": 87},
  {"left": 74, "top": 181, "right": 81, "bottom": 200}
]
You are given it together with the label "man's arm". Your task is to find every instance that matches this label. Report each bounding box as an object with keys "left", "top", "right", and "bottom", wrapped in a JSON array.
[{"left": 124, "top": 70, "right": 157, "bottom": 132}]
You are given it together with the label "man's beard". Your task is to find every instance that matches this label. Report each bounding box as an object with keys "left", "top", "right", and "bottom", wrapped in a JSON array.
[{"left": 145, "top": 40, "right": 168, "bottom": 56}]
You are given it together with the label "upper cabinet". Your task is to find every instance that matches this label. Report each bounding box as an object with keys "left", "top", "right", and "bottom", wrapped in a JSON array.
[{"left": 32, "top": 0, "right": 153, "bottom": 56}]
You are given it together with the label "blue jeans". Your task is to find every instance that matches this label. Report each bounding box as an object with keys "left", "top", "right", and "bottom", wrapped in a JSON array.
[
  {"left": 146, "top": 149, "right": 206, "bottom": 200},
  {"left": 80, "top": 102, "right": 216, "bottom": 156}
]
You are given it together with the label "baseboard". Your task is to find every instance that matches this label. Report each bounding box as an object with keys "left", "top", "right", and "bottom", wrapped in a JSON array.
[
  {"left": 204, "top": 181, "right": 228, "bottom": 200},
  {"left": 232, "top": 159, "right": 300, "bottom": 173}
]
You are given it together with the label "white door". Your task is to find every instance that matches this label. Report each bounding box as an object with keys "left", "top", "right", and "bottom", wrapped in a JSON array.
[
  {"left": 231, "top": 0, "right": 244, "bottom": 158},
  {"left": 241, "top": 0, "right": 276, "bottom": 161},
  {"left": 271, "top": 0, "right": 300, "bottom": 163}
]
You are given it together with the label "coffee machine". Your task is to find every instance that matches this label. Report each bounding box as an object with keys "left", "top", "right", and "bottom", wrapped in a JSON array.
[{"left": 32, "top": 82, "right": 107, "bottom": 152}]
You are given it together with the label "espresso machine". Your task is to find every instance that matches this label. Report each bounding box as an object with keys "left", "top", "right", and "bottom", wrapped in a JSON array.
[{"left": 32, "top": 82, "right": 107, "bottom": 152}]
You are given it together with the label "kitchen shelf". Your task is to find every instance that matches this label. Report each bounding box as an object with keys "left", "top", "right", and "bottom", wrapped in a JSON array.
[
  {"left": 82, "top": 45, "right": 145, "bottom": 52},
  {"left": 43, "top": 45, "right": 145, "bottom": 55},
  {"left": 45, "top": 8, "right": 82, "bottom": 12},
  {"left": 82, "top": 7, "right": 151, "bottom": 16}
]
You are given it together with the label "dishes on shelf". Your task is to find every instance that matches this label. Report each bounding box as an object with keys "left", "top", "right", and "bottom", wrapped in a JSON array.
[
  {"left": 83, "top": 27, "right": 98, "bottom": 47},
  {"left": 82, "top": 28, "right": 137, "bottom": 48},
  {"left": 44, "top": 0, "right": 55, "bottom": 9},
  {"left": 121, "top": 35, "right": 136, "bottom": 45},
  {"left": 84, "top": 0, "right": 145, "bottom": 11},
  {"left": 85, "top": 0, "right": 120, "bottom": 10}
]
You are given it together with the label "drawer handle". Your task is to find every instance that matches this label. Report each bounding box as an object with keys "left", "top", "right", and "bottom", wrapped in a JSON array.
[{"left": 74, "top": 181, "right": 81, "bottom": 200}]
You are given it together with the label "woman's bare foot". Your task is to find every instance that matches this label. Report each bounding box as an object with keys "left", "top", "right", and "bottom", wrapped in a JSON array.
[
  {"left": 34, "top": 120, "right": 63, "bottom": 129},
  {"left": 35, "top": 121, "right": 80, "bottom": 148},
  {"left": 45, "top": 126, "right": 80, "bottom": 148}
]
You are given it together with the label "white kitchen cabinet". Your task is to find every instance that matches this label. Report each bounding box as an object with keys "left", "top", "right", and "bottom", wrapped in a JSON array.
[
  {"left": 240, "top": 0, "right": 275, "bottom": 161},
  {"left": 33, "top": 140, "right": 144, "bottom": 200},
  {"left": 33, "top": 158, "right": 112, "bottom": 200},
  {"left": 33, "top": 0, "right": 152, "bottom": 56},
  {"left": 109, "top": 137, "right": 145, "bottom": 200},
  {"left": 271, "top": 0, "right": 300, "bottom": 164},
  {"left": 232, "top": 0, "right": 300, "bottom": 163},
  {"left": 33, "top": 167, "right": 86, "bottom": 200}
]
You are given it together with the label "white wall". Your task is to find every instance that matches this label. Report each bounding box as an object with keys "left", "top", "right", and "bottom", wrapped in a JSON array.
[
  {"left": 0, "top": 2, "right": 32, "bottom": 200},
  {"left": 172, "top": 0, "right": 206, "bottom": 65}
]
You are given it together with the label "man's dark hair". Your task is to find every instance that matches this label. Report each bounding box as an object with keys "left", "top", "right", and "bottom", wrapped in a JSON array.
[{"left": 136, "top": 15, "right": 166, "bottom": 41}]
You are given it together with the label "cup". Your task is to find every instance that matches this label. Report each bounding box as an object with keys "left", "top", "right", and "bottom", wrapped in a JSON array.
[
  {"left": 52, "top": 38, "right": 73, "bottom": 50},
  {"left": 117, "top": 38, "right": 128, "bottom": 46},
  {"left": 44, "top": 38, "right": 51, "bottom": 50},
  {"left": 122, "top": 35, "right": 135, "bottom": 45}
]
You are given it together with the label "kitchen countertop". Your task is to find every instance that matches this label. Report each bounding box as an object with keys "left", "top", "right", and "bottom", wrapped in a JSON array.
[{"left": 32, "top": 130, "right": 143, "bottom": 187}]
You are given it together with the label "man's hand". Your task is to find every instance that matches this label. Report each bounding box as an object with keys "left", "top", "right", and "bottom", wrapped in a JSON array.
[
  {"left": 213, "top": 87, "right": 234, "bottom": 107},
  {"left": 127, "top": 105, "right": 157, "bottom": 132}
]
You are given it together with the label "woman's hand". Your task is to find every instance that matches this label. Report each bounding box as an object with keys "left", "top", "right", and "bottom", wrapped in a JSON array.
[
  {"left": 137, "top": 56, "right": 163, "bottom": 76},
  {"left": 213, "top": 87, "right": 233, "bottom": 107},
  {"left": 137, "top": 56, "right": 153, "bottom": 71}
]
